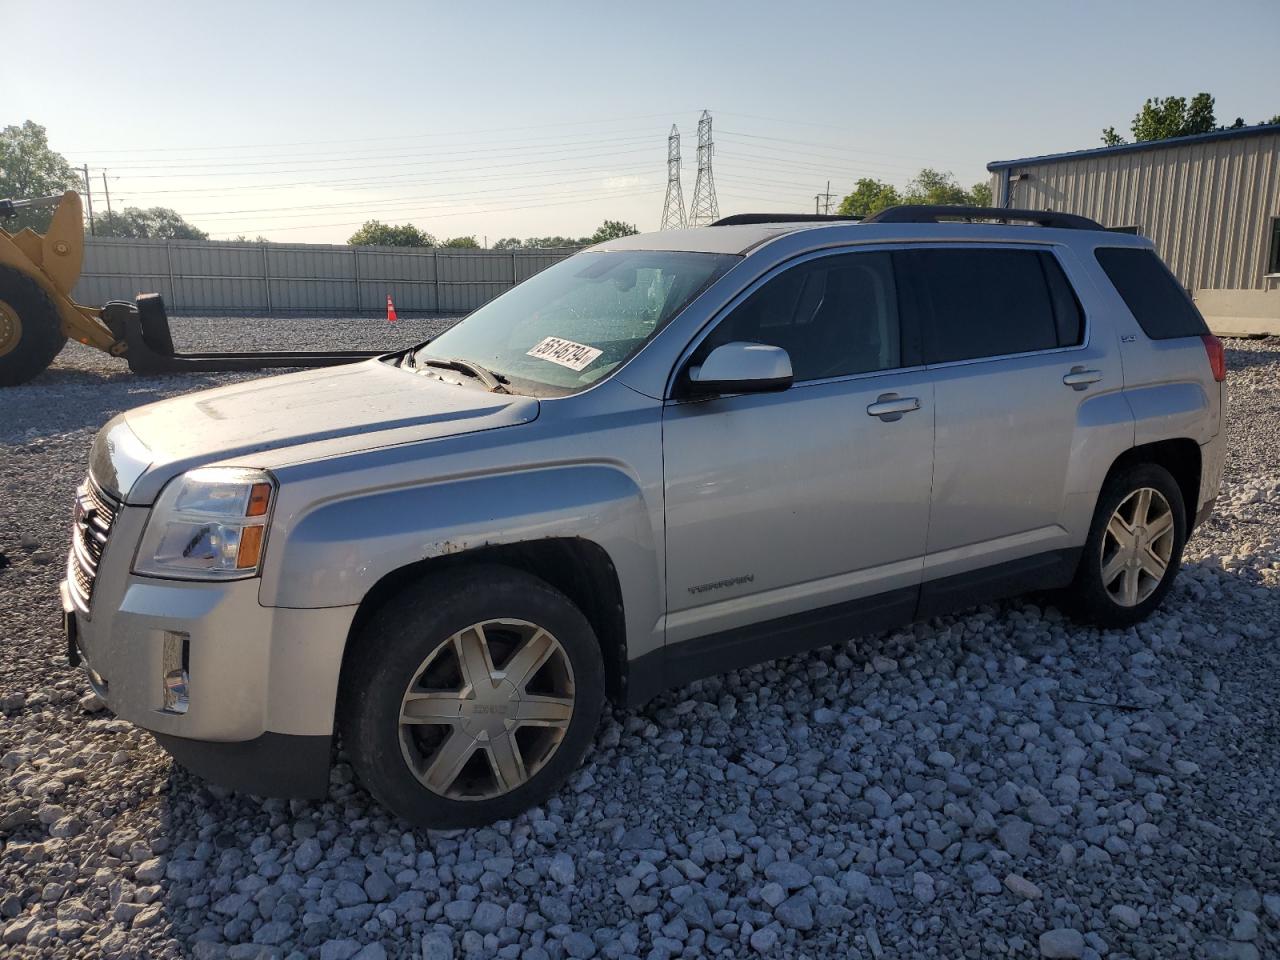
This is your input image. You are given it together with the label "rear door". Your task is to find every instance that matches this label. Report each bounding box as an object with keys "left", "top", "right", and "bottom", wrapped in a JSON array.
[{"left": 897, "top": 245, "right": 1113, "bottom": 612}]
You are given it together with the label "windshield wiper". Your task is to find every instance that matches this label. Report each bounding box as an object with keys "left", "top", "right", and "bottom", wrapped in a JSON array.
[{"left": 416, "top": 355, "right": 509, "bottom": 393}]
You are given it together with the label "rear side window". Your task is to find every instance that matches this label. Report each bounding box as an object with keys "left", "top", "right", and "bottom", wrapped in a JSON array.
[
  {"left": 1094, "top": 247, "right": 1208, "bottom": 339},
  {"left": 898, "top": 249, "right": 1084, "bottom": 364}
]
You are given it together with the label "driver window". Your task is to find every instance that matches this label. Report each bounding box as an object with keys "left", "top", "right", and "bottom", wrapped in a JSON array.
[{"left": 702, "top": 252, "right": 902, "bottom": 382}]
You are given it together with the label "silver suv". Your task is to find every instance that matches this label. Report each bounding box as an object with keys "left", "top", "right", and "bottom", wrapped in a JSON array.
[{"left": 61, "top": 206, "right": 1227, "bottom": 828}]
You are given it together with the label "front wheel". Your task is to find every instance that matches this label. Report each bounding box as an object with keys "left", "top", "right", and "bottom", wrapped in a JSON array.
[
  {"left": 0, "top": 266, "right": 67, "bottom": 386},
  {"left": 339, "top": 566, "right": 605, "bottom": 829},
  {"left": 1065, "top": 463, "right": 1187, "bottom": 628}
]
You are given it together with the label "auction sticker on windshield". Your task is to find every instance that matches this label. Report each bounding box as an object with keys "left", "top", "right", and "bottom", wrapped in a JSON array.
[{"left": 526, "top": 336, "right": 603, "bottom": 372}]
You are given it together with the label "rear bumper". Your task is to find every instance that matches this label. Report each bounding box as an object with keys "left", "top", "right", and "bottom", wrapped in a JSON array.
[{"left": 1196, "top": 434, "right": 1226, "bottom": 528}]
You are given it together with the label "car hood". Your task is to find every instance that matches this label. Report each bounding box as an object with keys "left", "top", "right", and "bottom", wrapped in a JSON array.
[{"left": 91, "top": 359, "right": 539, "bottom": 503}]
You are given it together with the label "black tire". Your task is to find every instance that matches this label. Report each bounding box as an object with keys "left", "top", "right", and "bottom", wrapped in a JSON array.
[
  {"left": 1064, "top": 463, "right": 1187, "bottom": 628},
  {"left": 0, "top": 265, "right": 67, "bottom": 387},
  {"left": 339, "top": 565, "right": 606, "bottom": 829}
]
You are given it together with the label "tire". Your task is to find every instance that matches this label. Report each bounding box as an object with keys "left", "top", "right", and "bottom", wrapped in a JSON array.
[
  {"left": 1064, "top": 463, "right": 1187, "bottom": 628},
  {"left": 0, "top": 265, "right": 67, "bottom": 387},
  {"left": 339, "top": 565, "right": 606, "bottom": 829}
]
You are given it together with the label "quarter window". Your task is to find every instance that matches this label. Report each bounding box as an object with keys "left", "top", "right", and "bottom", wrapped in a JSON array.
[
  {"left": 1094, "top": 247, "right": 1209, "bottom": 340},
  {"left": 701, "top": 252, "right": 904, "bottom": 382},
  {"left": 899, "top": 249, "right": 1083, "bottom": 364}
]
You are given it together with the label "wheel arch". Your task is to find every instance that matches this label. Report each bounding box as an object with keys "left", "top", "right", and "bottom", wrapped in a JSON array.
[
  {"left": 340, "top": 537, "right": 630, "bottom": 706},
  {"left": 1103, "top": 437, "right": 1201, "bottom": 520}
]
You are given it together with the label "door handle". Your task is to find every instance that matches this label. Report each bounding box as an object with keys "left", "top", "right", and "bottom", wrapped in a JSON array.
[
  {"left": 1062, "top": 366, "right": 1103, "bottom": 390},
  {"left": 866, "top": 393, "right": 920, "bottom": 421}
]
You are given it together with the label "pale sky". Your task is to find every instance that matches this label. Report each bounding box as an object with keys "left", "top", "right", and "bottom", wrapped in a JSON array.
[{"left": 4, "top": 0, "right": 1277, "bottom": 244}]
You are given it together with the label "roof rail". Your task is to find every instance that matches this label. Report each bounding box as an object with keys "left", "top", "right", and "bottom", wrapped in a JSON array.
[
  {"left": 710, "top": 213, "right": 863, "bottom": 226},
  {"left": 863, "top": 205, "right": 1104, "bottom": 231}
]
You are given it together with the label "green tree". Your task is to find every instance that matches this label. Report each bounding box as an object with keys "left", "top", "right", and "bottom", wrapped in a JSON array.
[
  {"left": 230, "top": 234, "right": 270, "bottom": 243},
  {"left": 522, "top": 236, "right": 582, "bottom": 249},
  {"left": 836, "top": 178, "right": 901, "bottom": 217},
  {"left": 904, "top": 168, "right": 971, "bottom": 206},
  {"left": 968, "top": 180, "right": 993, "bottom": 207},
  {"left": 97, "top": 207, "right": 209, "bottom": 240},
  {"left": 1101, "top": 92, "right": 1217, "bottom": 145},
  {"left": 492, "top": 237, "right": 524, "bottom": 250},
  {"left": 441, "top": 235, "right": 480, "bottom": 248},
  {"left": 1267, "top": 114, "right": 1280, "bottom": 125},
  {"left": 0, "top": 121, "right": 82, "bottom": 232},
  {"left": 347, "top": 220, "right": 435, "bottom": 247},
  {"left": 586, "top": 219, "right": 638, "bottom": 244}
]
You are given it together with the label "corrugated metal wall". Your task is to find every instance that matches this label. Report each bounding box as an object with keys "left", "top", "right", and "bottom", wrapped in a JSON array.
[
  {"left": 74, "top": 239, "right": 579, "bottom": 315},
  {"left": 991, "top": 129, "right": 1280, "bottom": 292}
]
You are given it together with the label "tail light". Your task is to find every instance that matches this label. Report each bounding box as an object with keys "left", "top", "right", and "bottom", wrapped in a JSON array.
[{"left": 1201, "top": 334, "right": 1226, "bottom": 382}]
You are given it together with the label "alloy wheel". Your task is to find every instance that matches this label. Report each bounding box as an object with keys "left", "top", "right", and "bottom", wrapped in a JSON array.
[
  {"left": 1100, "top": 487, "right": 1175, "bottom": 607},
  {"left": 397, "top": 619, "right": 576, "bottom": 801}
]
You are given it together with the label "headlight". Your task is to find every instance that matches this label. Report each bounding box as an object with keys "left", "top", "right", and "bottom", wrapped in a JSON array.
[{"left": 134, "top": 467, "right": 276, "bottom": 580}]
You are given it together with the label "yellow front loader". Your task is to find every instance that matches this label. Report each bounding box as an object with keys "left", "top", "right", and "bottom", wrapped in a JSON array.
[
  {"left": 0, "top": 192, "right": 123, "bottom": 385},
  {"left": 0, "top": 191, "right": 381, "bottom": 386}
]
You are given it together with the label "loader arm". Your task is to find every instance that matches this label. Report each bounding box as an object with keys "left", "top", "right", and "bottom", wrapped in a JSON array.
[{"left": 0, "top": 191, "right": 120, "bottom": 352}]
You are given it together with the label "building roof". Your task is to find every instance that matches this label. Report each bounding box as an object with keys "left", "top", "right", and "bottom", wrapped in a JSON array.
[{"left": 987, "top": 122, "right": 1280, "bottom": 171}]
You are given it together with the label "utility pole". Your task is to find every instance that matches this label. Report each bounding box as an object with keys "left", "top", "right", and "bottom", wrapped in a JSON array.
[
  {"left": 687, "top": 110, "right": 720, "bottom": 227},
  {"left": 101, "top": 171, "right": 113, "bottom": 219},
  {"left": 814, "top": 180, "right": 835, "bottom": 215},
  {"left": 660, "top": 124, "right": 686, "bottom": 230},
  {"left": 82, "top": 165, "right": 95, "bottom": 236}
]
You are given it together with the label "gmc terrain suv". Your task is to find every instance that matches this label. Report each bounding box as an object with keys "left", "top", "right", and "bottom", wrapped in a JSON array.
[{"left": 61, "top": 206, "right": 1227, "bottom": 828}]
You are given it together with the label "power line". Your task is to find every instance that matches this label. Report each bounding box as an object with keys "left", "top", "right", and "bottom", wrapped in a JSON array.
[
  {"left": 170, "top": 179, "right": 660, "bottom": 222},
  {"left": 660, "top": 125, "right": 686, "bottom": 230},
  {"left": 80, "top": 133, "right": 661, "bottom": 171},
  {"left": 687, "top": 110, "right": 720, "bottom": 227},
  {"left": 64, "top": 110, "right": 694, "bottom": 154},
  {"left": 814, "top": 180, "right": 836, "bottom": 215},
  {"left": 109, "top": 160, "right": 658, "bottom": 198},
  {"left": 202, "top": 186, "right": 657, "bottom": 237},
  {"left": 108, "top": 144, "right": 662, "bottom": 179}
]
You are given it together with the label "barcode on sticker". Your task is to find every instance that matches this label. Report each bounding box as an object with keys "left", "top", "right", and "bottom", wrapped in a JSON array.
[{"left": 526, "top": 336, "right": 603, "bottom": 372}]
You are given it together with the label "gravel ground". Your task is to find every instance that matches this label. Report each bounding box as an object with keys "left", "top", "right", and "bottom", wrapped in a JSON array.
[{"left": 1, "top": 321, "right": 1278, "bottom": 960}]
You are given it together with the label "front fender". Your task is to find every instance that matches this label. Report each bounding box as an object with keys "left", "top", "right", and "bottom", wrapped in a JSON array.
[{"left": 258, "top": 463, "right": 663, "bottom": 657}]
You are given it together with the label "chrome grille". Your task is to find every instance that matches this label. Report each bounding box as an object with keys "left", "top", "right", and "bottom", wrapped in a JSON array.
[{"left": 67, "top": 477, "right": 119, "bottom": 613}]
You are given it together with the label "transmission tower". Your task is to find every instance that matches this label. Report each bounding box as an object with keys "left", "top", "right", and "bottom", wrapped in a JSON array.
[
  {"left": 687, "top": 110, "right": 719, "bottom": 227},
  {"left": 660, "top": 125, "right": 686, "bottom": 229}
]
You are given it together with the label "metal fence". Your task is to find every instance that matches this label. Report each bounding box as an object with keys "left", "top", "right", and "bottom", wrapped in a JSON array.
[{"left": 74, "top": 237, "right": 580, "bottom": 315}]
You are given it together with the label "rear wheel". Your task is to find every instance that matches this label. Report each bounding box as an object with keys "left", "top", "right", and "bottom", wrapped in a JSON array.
[
  {"left": 339, "top": 566, "right": 605, "bottom": 829},
  {"left": 0, "top": 266, "right": 67, "bottom": 386},
  {"left": 1065, "top": 463, "right": 1187, "bottom": 627}
]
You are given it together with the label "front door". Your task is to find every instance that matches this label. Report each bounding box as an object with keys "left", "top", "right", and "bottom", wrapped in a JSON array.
[{"left": 661, "top": 249, "right": 935, "bottom": 661}]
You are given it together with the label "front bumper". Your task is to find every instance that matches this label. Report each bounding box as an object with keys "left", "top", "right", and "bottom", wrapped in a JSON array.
[{"left": 61, "top": 508, "right": 357, "bottom": 797}]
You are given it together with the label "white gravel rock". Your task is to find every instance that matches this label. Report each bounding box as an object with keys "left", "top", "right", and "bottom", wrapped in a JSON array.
[{"left": 1, "top": 330, "right": 1279, "bottom": 958}]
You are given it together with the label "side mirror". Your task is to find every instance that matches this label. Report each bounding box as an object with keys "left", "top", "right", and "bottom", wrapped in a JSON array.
[{"left": 685, "top": 342, "right": 793, "bottom": 396}]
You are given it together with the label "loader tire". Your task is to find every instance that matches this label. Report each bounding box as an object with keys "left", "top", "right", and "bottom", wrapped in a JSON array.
[{"left": 0, "top": 266, "right": 67, "bottom": 387}]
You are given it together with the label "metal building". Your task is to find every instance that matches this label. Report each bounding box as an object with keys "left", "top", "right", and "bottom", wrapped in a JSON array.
[{"left": 988, "top": 124, "right": 1280, "bottom": 335}]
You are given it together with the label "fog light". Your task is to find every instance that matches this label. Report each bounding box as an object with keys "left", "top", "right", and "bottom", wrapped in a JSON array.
[{"left": 162, "top": 631, "right": 190, "bottom": 714}]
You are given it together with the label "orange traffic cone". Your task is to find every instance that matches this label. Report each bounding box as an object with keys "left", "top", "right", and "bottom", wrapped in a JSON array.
[{"left": 386, "top": 294, "right": 398, "bottom": 323}]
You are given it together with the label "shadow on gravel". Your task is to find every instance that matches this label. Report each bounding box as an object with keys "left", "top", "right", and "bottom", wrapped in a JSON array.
[
  {"left": 1223, "top": 343, "right": 1280, "bottom": 372},
  {"left": 1, "top": 370, "right": 245, "bottom": 442}
]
